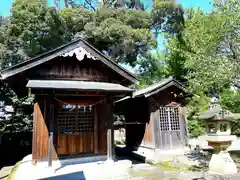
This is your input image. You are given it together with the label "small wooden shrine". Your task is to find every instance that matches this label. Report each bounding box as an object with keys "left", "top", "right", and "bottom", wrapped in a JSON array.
[
  {"left": 198, "top": 98, "right": 237, "bottom": 151},
  {"left": 115, "top": 77, "right": 189, "bottom": 151},
  {"left": 0, "top": 38, "right": 138, "bottom": 166}
]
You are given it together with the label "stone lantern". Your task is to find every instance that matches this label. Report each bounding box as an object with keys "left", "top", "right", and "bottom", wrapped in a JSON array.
[{"left": 198, "top": 98, "right": 237, "bottom": 151}]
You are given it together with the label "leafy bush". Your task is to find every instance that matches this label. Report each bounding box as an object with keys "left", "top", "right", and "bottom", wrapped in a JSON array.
[
  {"left": 187, "top": 119, "right": 205, "bottom": 138},
  {"left": 186, "top": 92, "right": 210, "bottom": 138},
  {"left": 220, "top": 89, "right": 240, "bottom": 136}
]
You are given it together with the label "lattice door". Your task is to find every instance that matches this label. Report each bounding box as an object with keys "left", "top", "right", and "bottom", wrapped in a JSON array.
[
  {"left": 57, "top": 104, "right": 94, "bottom": 135},
  {"left": 57, "top": 104, "right": 94, "bottom": 155},
  {"left": 158, "top": 107, "right": 182, "bottom": 149}
]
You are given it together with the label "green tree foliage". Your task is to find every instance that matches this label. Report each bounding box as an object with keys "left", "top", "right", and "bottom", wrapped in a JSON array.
[
  {"left": 60, "top": 7, "right": 156, "bottom": 65},
  {"left": 137, "top": 52, "right": 168, "bottom": 86},
  {"left": 0, "top": 83, "right": 34, "bottom": 134},
  {"left": 152, "top": 0, "right": 184, "bottom": 36},
  {"left": 60, "top": 0, "right": 185, "bottom": 80},
  {"left": 166, "top": 36, "right": 187, "bottom": 82},
  {"left": 0, "top": 0, "right": 70, "bottom": 134},
  {"left": 137, "top": 0, "right": 185, "bottom": 85},
  {"left": 220, "top": 88, "right": 240, "bottom": 136},
  {"left": 167, "top": 0, "right": 240, "bottom": 94},
  {"left": 165, "top": 0, "right": 240, "bottom": 137},
  {"left": 0, "top": 0, "right": 70, "bottom": 69},
  {"left": 186, "top": 92, "right": 210, "bottom": 137}
]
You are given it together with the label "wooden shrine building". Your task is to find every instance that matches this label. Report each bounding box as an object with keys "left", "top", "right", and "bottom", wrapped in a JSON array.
[
  {"left": 0, "top": 39, "right": 138, "bottom": 165},
  {"left": 115, "top": 77, "right": 189, "bottom": 151}
]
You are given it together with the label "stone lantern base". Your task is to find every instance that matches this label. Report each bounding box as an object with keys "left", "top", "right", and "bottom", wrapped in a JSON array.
[
  {"left": 208, "top": 141, "right": 232, "bottom": 151},
  {"left": 206, "top": 135, "right": 237, "bottom": 151},
  {"left": 208, "top": 151, "right": 238, "bottom": 174}
]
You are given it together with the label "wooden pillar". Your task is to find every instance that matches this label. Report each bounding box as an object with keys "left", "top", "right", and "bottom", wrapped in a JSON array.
[
  {"left": 179, "top": 106, "right": 186, "bottom": 146},
  {"left": 48, "top": 103, "right": 54, "bottom": 167},
  {"left": 183, "top": 106, "right": 189, "bottom": 145},
  {"left": 166, "top": 107, "right": 173, "bottom": 149},
  {"left": 107, "top": 96, "right": 115, "bottom": 160},
  {"left": 32, "top": 103, "right": 38, "bottom": 164},
  {"left": 94, "top": 106, "right": 98, "bottom": 153},
  {"left": 152, "top": 109, "right": 160, "bottom": 149}
]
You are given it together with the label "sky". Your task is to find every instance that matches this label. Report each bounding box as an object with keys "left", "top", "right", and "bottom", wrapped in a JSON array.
[{"left": 178, "top": 0, "right": 213, "bottom": 13}]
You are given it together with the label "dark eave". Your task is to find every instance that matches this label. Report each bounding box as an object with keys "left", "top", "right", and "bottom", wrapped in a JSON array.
[
  {"left": 27, "top": 80, "right": 133, "bottom": 93},
  {"left": 0, "top": 38, "right": 139, "bottom": 84},
  {"left": 114, "top": 77, "right": 186, "bottom": 103},
  {"left": 133, "top": 77, "right": 186, "bottom": 98}
]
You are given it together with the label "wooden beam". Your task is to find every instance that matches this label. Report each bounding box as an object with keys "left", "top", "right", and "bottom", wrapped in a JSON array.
[
  {"left": 31, "top": 93, "right": 106, "bottom": 97},
  {"left": 48, "top": 103, "right": 54, "bottom": 167}
]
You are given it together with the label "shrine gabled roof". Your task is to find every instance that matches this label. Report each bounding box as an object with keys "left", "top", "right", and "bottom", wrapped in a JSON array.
[{"left": 0, "top": 38, "right": 138, "bottom": 84}]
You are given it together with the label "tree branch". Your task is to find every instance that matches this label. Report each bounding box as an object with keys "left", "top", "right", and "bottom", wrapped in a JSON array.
[{"left": 84, "top": 0, "right": 96, "bottom": 11}]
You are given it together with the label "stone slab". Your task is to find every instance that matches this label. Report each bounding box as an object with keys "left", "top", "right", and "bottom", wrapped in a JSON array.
[{"left": 0, "top": 166, "right": 13, "bottom": 180}]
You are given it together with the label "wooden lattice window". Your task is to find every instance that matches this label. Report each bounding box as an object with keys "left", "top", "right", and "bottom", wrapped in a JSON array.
[
  {"left": 170, "top": 108, "right": 180, "bottom": 131},
  {"left": 159, "top": 107, "right": 180, "bottom": 131},
  {"left": 57, "top": 104, "right": 94, "bottom": 135}
]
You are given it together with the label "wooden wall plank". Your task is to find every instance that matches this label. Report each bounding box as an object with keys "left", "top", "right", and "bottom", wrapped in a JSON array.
[
  {"left": 32, "top": 97, "right": 60, "bottom": 161},
  {"left": 32, "top": 97, "right": 50, "bottom": 161},
  {"left": 142, "top": 119, "right": 153, "bottom": 147},
  {"left": 57, "top": 135, "right": 94, "bottom": 155}
]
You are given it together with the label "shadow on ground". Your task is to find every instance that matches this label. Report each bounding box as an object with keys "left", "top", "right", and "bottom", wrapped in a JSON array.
[
  {"left": 185, "top": 151, "right": 211, "bottom": 172},
  {"left": 42, "top": 171, "right": 86, "bottom": 180}
]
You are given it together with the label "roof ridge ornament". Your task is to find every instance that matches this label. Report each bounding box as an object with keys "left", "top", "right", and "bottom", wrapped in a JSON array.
[
  {"left": 211, "top": 97, "right": 219, "bottom": 104},
  {"left": 209, "top": 97, "right": 220, "bottom": 110},
  {"left": 62, "top": 47, "right": 97, "bottom": 61}
]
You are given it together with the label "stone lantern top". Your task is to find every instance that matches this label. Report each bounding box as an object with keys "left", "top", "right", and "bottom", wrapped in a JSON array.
[{"left": 198, "top": 97, "right": 236, "bottom": 121}]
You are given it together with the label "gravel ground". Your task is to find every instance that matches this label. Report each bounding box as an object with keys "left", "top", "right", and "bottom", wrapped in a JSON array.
[{"left": 127, "top": 150, "right": 240, "bottom": 180}]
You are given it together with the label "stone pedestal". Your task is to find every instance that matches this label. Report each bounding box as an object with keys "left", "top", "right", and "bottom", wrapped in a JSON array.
[
  {"left": 207, "top": 172, "right": 237, "bottom": 180},
  {"left": 209, "top": 152, "right": 237, "bottom": 174}
]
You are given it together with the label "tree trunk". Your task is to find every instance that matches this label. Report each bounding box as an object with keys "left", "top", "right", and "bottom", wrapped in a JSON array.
[
  {"left": 64, "top": 0, "right": 69, "bottom": 7},
  {"left": 54, "top": 0, "right": 60, "bottom": 10},
  {"left": 100, "top": 0, "right": 104, "bottom": 7}
]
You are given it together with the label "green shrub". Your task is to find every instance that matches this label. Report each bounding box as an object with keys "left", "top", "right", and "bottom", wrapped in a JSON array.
[{"left": 188, "top": 119, "right": 205, "bottom": 138}]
